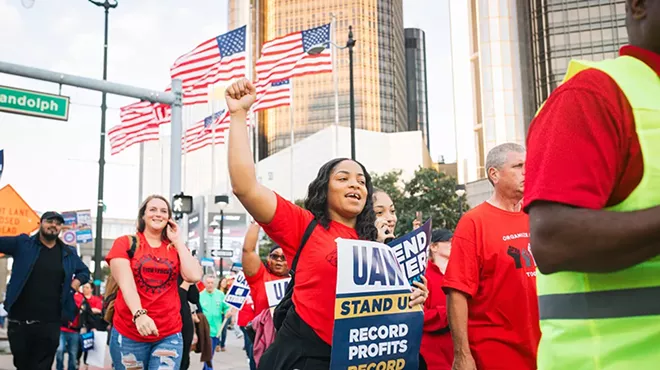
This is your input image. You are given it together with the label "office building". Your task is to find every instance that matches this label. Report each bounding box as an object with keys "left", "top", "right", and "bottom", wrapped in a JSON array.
[
  {"left": 228, "top": 0, "right": 408, "bottom": 158},
  {"left": 405, "top": 28, "right": 430, "bottom": 150},
  {"left": 451, "top": 0, "right": 527, "bottom": 185},
  {"left": 520, "top": 0, "right": 628, "bottom": 125}
]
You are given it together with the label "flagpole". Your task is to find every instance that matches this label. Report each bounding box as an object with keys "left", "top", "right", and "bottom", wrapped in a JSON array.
[
  {"left": 138, "top": 142, "right": 144, "bottom": 204},
  {"left": 211, "top": 93, "right": 216, "bottom": 195},
  {"left": 289, "top": 81, "right": 295, "bottom": 201},
  {"left": 331, "top": 13, "right": 339, "bottom": 159},
  {"left": 182, "top": 107, "right": 188, "bottom": 191}
]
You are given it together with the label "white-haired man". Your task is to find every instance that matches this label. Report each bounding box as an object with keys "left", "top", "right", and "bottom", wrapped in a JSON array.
[{"left": 443, "top": 143, "right": 540, "bottom": 370}]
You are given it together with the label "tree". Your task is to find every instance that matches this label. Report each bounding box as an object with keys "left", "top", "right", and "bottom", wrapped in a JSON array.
[
  {"left": 400, "top": 167, "right": 468, "bottom": 233},
  {"left": 371, "top": 170, "right": 405, "bottom": 209},
  {"left": 372, "top": 167, "right": 468, "bottom": 235}
]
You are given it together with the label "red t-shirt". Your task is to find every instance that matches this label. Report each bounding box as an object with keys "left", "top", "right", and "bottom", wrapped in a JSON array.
[
  {"left": 61, "top": 292, "right": 85, "bottom": 333},
  {"left": 237, "top": 296, "right": 255, "bottom": 327},
  {"left": 524, "top": 46, "right": 660, "bottom": 212},
  {"left": 106, "top": 234, "right": 182, "bottom": 342},
  {"left": 442, "top": 203, "right": 540, "bottom": 370},
  {"left": 258, "top": 193, "right": 358, "bottom": 345},
  {"left": 245, "top": 263, "right": 288, "bottom": 316},
  {"left": 421, "top": 262, "right": 453, "bottom": 370}
]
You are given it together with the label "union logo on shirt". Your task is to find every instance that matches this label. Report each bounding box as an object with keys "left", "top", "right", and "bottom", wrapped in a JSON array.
[
  {"left": 506, "top": 243, "right": 537, "bottom": 273},
  {"left": 134, "top": 254, "right": 177, "bottom": 294}
]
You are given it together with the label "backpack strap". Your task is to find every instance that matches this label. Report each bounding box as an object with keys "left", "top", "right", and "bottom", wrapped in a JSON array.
[
  {"left": 128, "top": 235, "right": 139, "bottom": 259},
  {"left": 289, "top": 219, "right": 318, "bottom": 277}
]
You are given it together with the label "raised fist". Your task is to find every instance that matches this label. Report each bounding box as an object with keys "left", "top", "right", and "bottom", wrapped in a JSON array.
[{"left": 225, "top": 78, "right": 256, "bottom": 114}]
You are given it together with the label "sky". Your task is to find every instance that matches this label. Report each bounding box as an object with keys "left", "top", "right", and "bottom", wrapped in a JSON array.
[{"left": 0, "top": 0, "right": 455, "bottom": 220}]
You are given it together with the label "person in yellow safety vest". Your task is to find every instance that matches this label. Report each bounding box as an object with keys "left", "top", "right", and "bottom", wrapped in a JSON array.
[{"left": 523, "top": 0, "right": 660, "bottom": 369}]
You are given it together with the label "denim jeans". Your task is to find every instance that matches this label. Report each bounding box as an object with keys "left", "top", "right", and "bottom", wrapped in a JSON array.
[
  {"left": 203, "top": 337, "right": 221, "bottom": 370},
  {"left": 219, "top": 315, "right": 228, "bottom": 348},
  {"left": 240, "top": 326, "right": 256, "bottom": 370},
  {"left": 108, "top": 328, "right": 183, "bottom": 370},
  {"left": 56, "top": 331, "right": 79, "bottom": 370}
]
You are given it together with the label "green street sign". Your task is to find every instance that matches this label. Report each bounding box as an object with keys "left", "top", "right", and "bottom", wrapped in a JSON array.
[{"left": 0, "top": 85, "right": 70, "bottom": 121}]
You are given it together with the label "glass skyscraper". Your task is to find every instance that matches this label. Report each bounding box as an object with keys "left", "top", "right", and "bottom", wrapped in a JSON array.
[
  {"left": 405, "top": 28, "right": 430, "bottom": 150},
  {"left": 524, "top": 0, "right": 628, "bottom": 109},
  {"left": 228, "top": 0, "right": 408, "bottom": 158}
]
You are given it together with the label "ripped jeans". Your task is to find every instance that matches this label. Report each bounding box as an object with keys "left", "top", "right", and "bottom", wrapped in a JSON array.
[{"left": 109, "top": 328, "right": 183, "bottom": 370}]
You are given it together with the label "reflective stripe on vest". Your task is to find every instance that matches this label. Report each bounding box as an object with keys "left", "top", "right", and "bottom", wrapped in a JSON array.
[
  {"left": 535, "top": 55, "right": 660, "bottom": 370},
  {"left": 539, "top": 286, "right": 660, "bottom": 320}
]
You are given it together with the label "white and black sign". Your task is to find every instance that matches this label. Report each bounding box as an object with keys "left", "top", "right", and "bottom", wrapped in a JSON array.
[{"left": 211, "top": 249, "right": 234, "bottom": 258}]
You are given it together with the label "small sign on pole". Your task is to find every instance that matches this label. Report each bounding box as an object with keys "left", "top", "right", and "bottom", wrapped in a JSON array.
[{"left": 210, "top": 249, "right": 233, "bottom": 258}]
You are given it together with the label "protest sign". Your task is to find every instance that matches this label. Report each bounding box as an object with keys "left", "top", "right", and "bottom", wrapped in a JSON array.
[
  {"left": 387, "top": 218, "right": 432, "bottom": 285},
  {"left": 224, "top": 272, "right": 250, "bottom": 310},
  {"left": 331, "top": 238, "right": 423, "bottom": 370},
  {"left": 265, "top": 277, "right": 291, "bottom": 313}
]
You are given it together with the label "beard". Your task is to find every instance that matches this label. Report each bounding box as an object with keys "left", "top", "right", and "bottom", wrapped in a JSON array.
[{"left": 40, "top": 228, "right": 58, "bottom": 241}]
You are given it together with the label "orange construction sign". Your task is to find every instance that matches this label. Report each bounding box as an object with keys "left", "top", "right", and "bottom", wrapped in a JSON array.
[{"left": 0, "top": 184, "right": 40, "bottom": 237}]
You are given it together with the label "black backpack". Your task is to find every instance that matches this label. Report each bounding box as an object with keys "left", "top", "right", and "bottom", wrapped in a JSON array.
[{"left": 272, "top": 219, "right": 318, "bottom": 330}]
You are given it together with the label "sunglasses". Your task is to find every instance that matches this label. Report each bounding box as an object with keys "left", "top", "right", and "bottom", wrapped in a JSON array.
[{"left": 269, "top": 253, "right": 285, "bottom": 262}]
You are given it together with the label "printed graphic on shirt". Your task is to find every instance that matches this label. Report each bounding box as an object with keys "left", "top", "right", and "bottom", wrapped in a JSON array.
[
  {"left": 505, "top": 241, "right": 537, "bottom": 277},
  {"left": 134, "top": 254, "right": 177, "bottom": 294}
]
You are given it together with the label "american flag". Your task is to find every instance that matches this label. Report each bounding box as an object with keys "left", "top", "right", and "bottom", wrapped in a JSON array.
[
  {"left": 253, "top": 79, "right": 292, "bottom": 112},
  {"left": 255, "top": 24, "right": 332, "bottom": 90},
  {"left": 183, "top": 109, "right": 252, "bottom": 153},
  {"left": 170, "top": 26, "right": 248, "bottom": 105},
  {"left": 108, "top": 101, "right": 160, "bottom": 156},
  {"left": 182, "top": 110, "right": 228, "bottom": 154}
]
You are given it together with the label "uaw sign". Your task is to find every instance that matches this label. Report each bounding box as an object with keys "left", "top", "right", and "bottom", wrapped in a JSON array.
[
  {"left": 224, "top": 272, "right": 250, "bottom": 310},
  {"left": 386, "top": 219, "right": 432, "bottom": 285},
  {"left": 330, "top": 239, "right": 423, "bottom": 370},
  {"left": 265, "top": 277, "right": 291, "bottom": 314}
]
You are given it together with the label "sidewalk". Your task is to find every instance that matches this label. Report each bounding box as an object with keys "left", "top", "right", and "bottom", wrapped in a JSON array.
[{"left": 0, "top": 331, "right": 251, "bottom": 370}]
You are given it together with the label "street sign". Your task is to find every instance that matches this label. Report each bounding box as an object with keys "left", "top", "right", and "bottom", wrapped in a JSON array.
[
  {"left": 211, "top": 249, "right": 234, "bottom": 258},
  {"left": 62, "top": 230, "right": 77, "bottom": 246},
  {"left": 0, "top": 85, "right": 70, "bottom": 121},
  {"left": 201, "top": 257, "right": 214, "bottom": 267},
  {"left": 0, "top": 184, "right": 40, "bottom": 237}
]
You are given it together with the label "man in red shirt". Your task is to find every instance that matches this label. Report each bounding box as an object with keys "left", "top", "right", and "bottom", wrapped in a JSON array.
[
  {"left": 443, "top": 143, "right": 540, "bottom": 370},
  {"left": 524, "top": 1, "right": 660, "bottom": 367}
]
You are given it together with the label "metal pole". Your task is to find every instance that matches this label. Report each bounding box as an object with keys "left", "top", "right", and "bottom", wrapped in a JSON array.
[
  {"left": 170, "top": 78, "right": 183, "bottom": 201},
  {"left": 331, "top": 14, "right": 339, "bottom": 158},
  {"left": 289, "top": 82, "right": 295, "bottom": 200},
  {"left": 93, "top": 5, "right": 111, "bottom": 289},
  {"left": 347, "top": 26, "right": 356, "bottom": 161},
  {"left": 0, "top": 61, "right": 173, "bottom": 105},
  {"left": 219, "top": 209, "right": 224, "bottom": 277},
  {"left": 138, "top": 142, "right": 144, "bottom": 204}
]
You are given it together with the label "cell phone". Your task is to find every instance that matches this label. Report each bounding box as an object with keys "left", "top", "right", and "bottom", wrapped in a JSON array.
[{"left": 415, "top": 211, "right": 422, "bottom": 221}]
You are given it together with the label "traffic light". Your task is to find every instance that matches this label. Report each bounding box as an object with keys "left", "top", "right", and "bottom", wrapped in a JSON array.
[{"left": 172, "top": 192, "right": 193, "bottom": 219}]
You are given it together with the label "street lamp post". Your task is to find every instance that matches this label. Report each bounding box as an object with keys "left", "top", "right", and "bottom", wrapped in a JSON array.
[
  {"left": 215, "top": 195, "right": 229, "bottom": 277},
  {"left": 307, "top": 25, "right": 357, "bottom": 160},
  {"left": 89, "top": 0, "right": 118, "bottom": 293},
  {"left": 347, "top": 26, "right": 356, "bottom": 160}
]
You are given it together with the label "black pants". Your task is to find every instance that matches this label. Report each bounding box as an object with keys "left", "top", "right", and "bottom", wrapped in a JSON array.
[
  {"left": 180, "top": 311, "right": 194, "bottom": 370},
  {"left": 258, "top": 307, "right": 331, "bottom": 370},
  {"left": 8, "top": 320, "right": 61, "bottom": 370}
]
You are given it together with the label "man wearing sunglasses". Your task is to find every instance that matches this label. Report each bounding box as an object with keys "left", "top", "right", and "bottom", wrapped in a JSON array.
[{"left": 0, "top": 211, "right": 90, "bottom": 370}]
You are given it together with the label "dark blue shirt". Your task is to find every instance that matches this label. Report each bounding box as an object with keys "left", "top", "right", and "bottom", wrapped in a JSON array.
[{"left": 0, "top": 233, "right": 90, "bottom": 322}]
